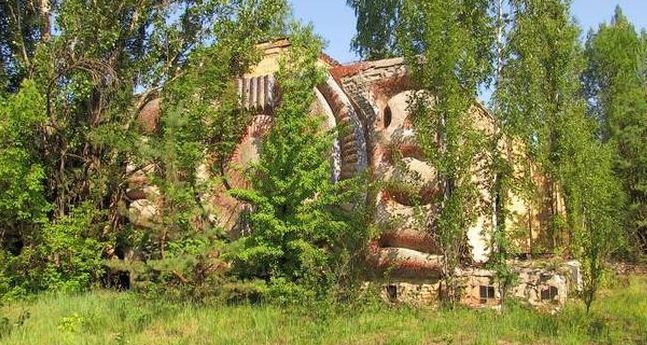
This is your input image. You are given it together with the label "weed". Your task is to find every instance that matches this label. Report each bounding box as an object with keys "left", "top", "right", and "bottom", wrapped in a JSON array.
[{"left": 0, "top": 277, "right": 644, "bottom": 344}]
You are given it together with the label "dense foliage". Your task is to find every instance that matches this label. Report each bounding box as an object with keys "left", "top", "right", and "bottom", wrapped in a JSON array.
[
  {"left": 0, "top": 0, "right": 291, "bottom": 300},
  {"left": 0, "top": 0, "right": 644, "bottom": 316},
  {"left": 0, "top": 0, "right": 368, "bottom": 304},
  {"left": 346, "top": 0, "right": 402, "bottom": 59},
  {"left": 583, "top": 7, "right": 647, "bottom": 253},
  {"left": 495, "top": 0, "right": 626, "bottom": 311},
  {"left": 348, "top": 0, "right": 639, "bottom": 311}
]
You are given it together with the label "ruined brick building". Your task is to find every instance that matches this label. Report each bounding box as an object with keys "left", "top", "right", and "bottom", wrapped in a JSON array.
[{"left": 129, "top": 39, "right": 580, "bottom": 310}]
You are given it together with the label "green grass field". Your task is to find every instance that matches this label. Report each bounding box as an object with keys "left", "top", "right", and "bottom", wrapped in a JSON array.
[{"left": 1, "top": 276, "right": 646, "bottom": 345}]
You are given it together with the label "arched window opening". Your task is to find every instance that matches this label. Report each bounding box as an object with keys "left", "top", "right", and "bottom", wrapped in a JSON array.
[{"left": 383, "top": 106, "right": 392, "bottom": 129}]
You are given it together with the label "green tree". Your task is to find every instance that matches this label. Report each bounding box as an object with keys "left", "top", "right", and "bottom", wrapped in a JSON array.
[
  {"left": 141, "top": 1, "right": 288, "bottom": 260},
  {"left": 0, "top": 0, "right": 52, "bottom": 93},
  {"left": 230, "top": 27, "right": 367, "bottom": 300},
  {"left": 0, "top": 81, "right": 49, "bottom": 238},
  {"left": 496, "top": 0, "right": 579, "bottom": 249},
  {"left": 0, "top": 0, "right": 290, "bottom": 297},
  {"left": 560, "top": 112, "right": 625, "bottom": 313},
  {"left": 497, "top": 0, "right": 625, "bottom": 311},
  {"left": 346, "top": 0, "right": 402, "bottom": 59},
  {"left": 397, "top": 0, "right": 495, "bottom": 300},
  {"left": 349, "top": 0, "right": 498, "bottom": 300},
  {"left": 583, "top": 6, "right": 647, "bottom": 253},
  {"left": 0, "top": 81, "right": 50, "bottom": 299}
]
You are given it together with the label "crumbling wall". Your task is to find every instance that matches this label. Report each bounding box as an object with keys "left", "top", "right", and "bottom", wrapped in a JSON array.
[
  {"left": 123, "top": 40, "right": 577, "bottom": 310},
  {"left": 332, "top": 57, "right": 496, "bottom": 272},
  {"left": 375, "top": 260, "right": 581, "bottom": 311}
]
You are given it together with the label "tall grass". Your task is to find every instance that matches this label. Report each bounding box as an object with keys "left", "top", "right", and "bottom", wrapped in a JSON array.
[{"left": 1, "top": 276, "right": 645, "bottom": 344}]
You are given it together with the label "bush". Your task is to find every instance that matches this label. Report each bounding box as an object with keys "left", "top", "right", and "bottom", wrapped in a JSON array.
[{"left": 1, "top": 204, "right": 105, "bottom": 300}]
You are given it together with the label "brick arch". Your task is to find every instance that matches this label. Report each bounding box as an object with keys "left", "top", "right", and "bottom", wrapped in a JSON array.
[
  {"left": 224, "top": 114, "right": 273, "bottom": 189},
  {"left": 316, "top": 75, "right": 368, "bottom": 180},
  {"left": 207, "top": 114, "right": 274, "bottom": 236},
  {"left": 371, "top": 75, "right": 412, "bottom": 108},
  {"left": 213, "top": 74, "right": 369, "bottom": 235}
]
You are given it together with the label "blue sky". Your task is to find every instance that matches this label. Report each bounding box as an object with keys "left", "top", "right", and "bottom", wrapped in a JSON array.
[{"left": 291, "top": 0, "right": 647, "bottom": 64}]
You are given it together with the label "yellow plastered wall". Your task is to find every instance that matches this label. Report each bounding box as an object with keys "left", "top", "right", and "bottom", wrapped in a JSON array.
[
  {"left": 502, "top": 139, "right": 568, "bottom": 254},
  {"left": 245, "top": 39, "right": 332, "bottom": 78}
]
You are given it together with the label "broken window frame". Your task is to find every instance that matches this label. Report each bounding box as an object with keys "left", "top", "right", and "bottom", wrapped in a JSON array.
[{"left": 479, "top": 285, "right": 496, "bottom": 304}]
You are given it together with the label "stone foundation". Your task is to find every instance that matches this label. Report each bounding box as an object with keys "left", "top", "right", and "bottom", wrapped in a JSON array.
[
  {"left": 375, "top": 260, "right": 581, "bottom": 311},
  {"left": 377, "top": 281, "right": 441, "bottom": 307}
]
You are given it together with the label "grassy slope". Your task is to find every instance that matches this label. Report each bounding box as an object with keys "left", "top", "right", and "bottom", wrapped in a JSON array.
[{"left": 1, "top": 276, "right": 646, "bottom": 345}]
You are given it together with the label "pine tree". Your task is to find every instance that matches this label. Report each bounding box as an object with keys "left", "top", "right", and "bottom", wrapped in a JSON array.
[
  {"left": 583, "top": 6, "right": 647, "bottom": 253},
  {"left": 230, "top": 27, "right": 367, "bottom": 299}
]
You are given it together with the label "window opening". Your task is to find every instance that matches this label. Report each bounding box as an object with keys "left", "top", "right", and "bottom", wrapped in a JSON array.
[
  {"left": 384, "top": 106, "right": 392, "bottom": 129},
  {"left": 386, "top": 284, "right": 398, "bottom": 301},
  {"left": 541, "top": 286, "right": 558, "bottom": 302},
  {"left": 479, "top": 285, "right": 495, "bottom": 304}
]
